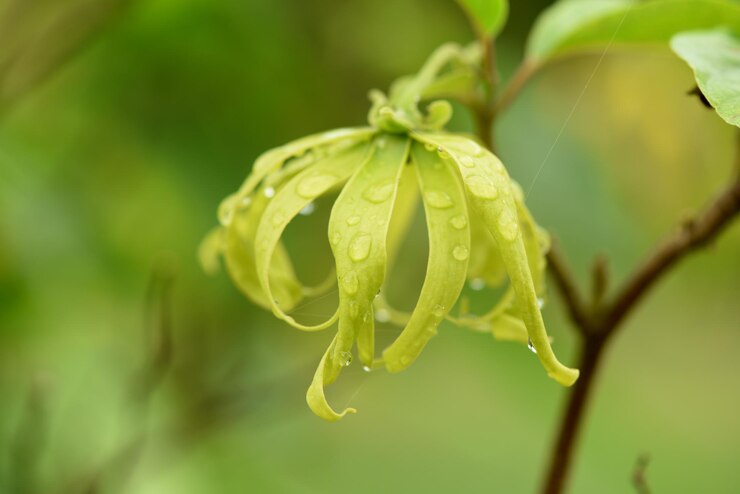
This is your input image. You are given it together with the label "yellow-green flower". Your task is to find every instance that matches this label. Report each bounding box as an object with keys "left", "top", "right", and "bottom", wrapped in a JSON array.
[{"left": 200, "top": 44, "right": 578, "bottom": 421}]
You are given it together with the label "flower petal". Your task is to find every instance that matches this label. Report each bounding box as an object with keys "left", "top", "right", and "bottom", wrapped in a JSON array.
[
  {"left": 416, "top": 132, "right": 579, "bottom": 387},
  {"left": 229, "top": 128, "right": 375, "bottom": 202},
  {"left": 306, "top": 335, "right": 357, "bottom": 421},
  {"left": 329, "top": 135, "right": 411, "bottom": 368},
  {"left": 254, "top": 142, "right": 373, "bottom": 330},
  {"left": 383, "top": 141, "right": 470, "bottom": 372}
]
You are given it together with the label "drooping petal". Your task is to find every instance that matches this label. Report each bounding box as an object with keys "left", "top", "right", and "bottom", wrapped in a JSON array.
[
  {"left": 254, "top": 142, "right": 374, "bottom": 331},
  {"left": 224, "top": 186, "right": 304, "bottom": 310},
  {"left": 306, "top": 335, "right": 357, "bottom": 421},
  {"left": 382, "top": 142, "right": 470, "bottom": 372},
  {"left": 328, "top": 135, "right": 410, "bottom": 369},
  {"left": 415, "top": 132, "right": 579, "bottom": 387}
]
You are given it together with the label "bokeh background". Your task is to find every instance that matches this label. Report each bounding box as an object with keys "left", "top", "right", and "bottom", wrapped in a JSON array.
[{"left": 1, "top": 0, "right": 739, "bottom": 493}]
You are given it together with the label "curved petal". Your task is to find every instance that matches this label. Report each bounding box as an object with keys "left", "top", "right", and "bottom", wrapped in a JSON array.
[
  {"left": 415, "top": 132, "right": 579, "bottom": 387},
  {"left": 226, "top": 128, "right": 376, "bottom": 208},
  {"left": 329, "top": 135, "right": 410, "bottom": 368},
  {"left": 254, "top": 143, "right": 373, "bottom": 331},
  {"left": 306, "top": 336, "right": 357, "bottom": 421},
  {"left": 224, "top": 186, "right": 304, "bottom": 310},
  {"left": 382, "top": 141, "right": 470, "bottom": 372}
]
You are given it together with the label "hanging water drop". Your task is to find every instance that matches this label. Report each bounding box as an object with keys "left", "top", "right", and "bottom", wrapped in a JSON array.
[
  {"left": 330, "top": 231, "right": 342, "bottom": 246},
  {"left": 375, "top": 308, "right": 391, "bottom": 323},
  {"left": 527, "top": 339, "right": 537, "bottom": 354},
  {"left": 263, "top": 186, "right": 275, "bottom": 198},
  {"left": 362, "top": 365, "right": 372, "bottom": 373},
  {"left": 497, "top": 209, "right": 519, "bottom": 241},
  {"left": 299, "top": 202, "right": 315, "bottom": 216},
  {"left": 537, "top": 298, "right": 545, "bottom": 309},
  {"left": 346, "top": 215, "right": 361, "bottom": 226},
  {"left": 470, "top": 278, "right": 485, "bottom": 291},
  {"left": 339, "top": 351, "right": 353, "bottom": 367},
  {"left": 432, "top": 304, "right": 446, "bottom": 318}
]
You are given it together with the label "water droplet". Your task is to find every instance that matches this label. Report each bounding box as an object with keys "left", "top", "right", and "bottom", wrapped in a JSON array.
[
  {"left": 240, "top": 196, "right": 252, "bottom": 208},
  {"left": 425, "top": 190, "right": 453, "bottom": 209},
  {"left": 463, "top": 140, "right": 483, "bottom": 156},
  {"left": 424, "top": 325, "right": 438, "bottom": 337},
  {"left": 375, "top": 308, "right": 391, "bottom": 323},
  {"left": 459, "top": 155, "right": 476, "bottom": 168},
  {"left": 376, "top": 137, "right": 387, "bottom": 149},
  {"left": 527, "top": 338, "right": 537, "bottom": 354},
  {"left": 452, "top": 244, "right": 469, "bottom": 261},
  {"left": 348, "top": 233, "right": 372, "bottom": 262},
  {"left": 330, "top": 232, "right": 342, "bottom": 246},
  {"left": 346, "top": 215, "right": 361, "bottom": 226},
  {"left": 363, "top": 181, "right": 395, "bottom": 203},
  {"left": 341, "top": 271, "right": 359, "bottom": 294},
  {"left": 400, "top": 355, "right": 412, "bottom": 366},
  {"left": 362, "top": 365, "right": 372, "bottom": 373},
  {"left": 432, "top": 304, "right": 446, "bottom": 317},
  {"left": 424, "top": 142, "right": 436, "bottom": 151},
  {"left": 470, "top": 278, "right": 485, "bottom": 291},
  {"left": 263, "top": 187, "right": 275, "bottom": 198},
  {"left": 271, "top": 211, "right": 287, "bottom": 226},
  {"left": 466, "top": 175, "right": 498, "bottom": 200},
  {"left": 339, "top": 351, "right": 353, "bottom": 367},
  {"left": 297, "top": 175, "right": 335, "bottom": 199},
  {"left": 537, "top": 298, "right": 545, "bottom": 309},
  {"left": 299, "top": 202, "right": 315, "bottom": 216},
  {"left": 437, "top": 146, "right": 449, "bottom": 159},
  {"left": 449, "top": 215, "right": 467, "bottom": 230},
  {"left": 218, "top": 193, "right": 239, "bottom": 226},
  {"left": 497, "top": 210, "right": 519, "bottom": 241}
]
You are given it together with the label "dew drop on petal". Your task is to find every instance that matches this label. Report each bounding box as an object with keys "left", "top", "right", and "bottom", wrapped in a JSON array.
[
  {"left": 270, "top": 210, "right": 286, "bottom": 226},
  {"left": 466, "top": 175, "right": 498, "bottom": 200},
  {"left": 432, "top": 304, "right": 446, "bottom": 318},
  {"left": 346, "top": 215, "right": 361, "bottom": 226},
  {"left": 330, "top": 232, "right": 342, "bottom": 246},
  {"left": 449, "top": 214, "right": 467, "bottom": 230},
  {"left": 341, "top": 271, "right": 359, "bottom": 295},
  {"left": 263, "top": 186, "right": 276, "bottom": 198},
  {"left": 437, "top": 146, "right": 449, "bottom": 159},
  {"left": 363, "top": 181, "right": 395, "bottom": 203},
  {"left": 375, "top": 308, "right": 391, "bottom": 323},
  {"left": 424, "top": 142, "right": 436, "bottom": 151},
  {"left": 297, "top": 175, "right": 336, "bottom": 199},
  {"left": 400, "top": 355, "right": 412, "bottom": 366},
  {"left": 240, "top": 196, "right": 252, "bottom": 209},
  {"left": 424, "top": 190, "right": 453, "bottom": 209},
  {"left": 537, "top": 297, "right": 545, "bottom": 309},
  {"left": 362, "top": 365, "right": 373, "bottom": 373},
  {"left": 299, "top": 202, "right": 315, "bottom": 216},
  {"left": 459, "top": 155, "right": 476, "bottom": 168},
  {"left": 339, "top": 351, "right": 353, "bottom": 367},
  {"left": 377, "top": 137, "right": 387, "bottom": 149},
  {"left": 348, "top": 233, "right": 372, "bottom": 262},
  {"left": 349, "top": 301, "right": 359, "bottom": 319},
  {"left": 527, "top": 338, "right": 537, "bottom": 354},
  {"left": 470, "top": 278, "right": 485, "bottom": 291},
  {"left": 452, "top": 244, "right": 469, "bottom": 261},
  {"left": 497, "top": 210, "right": 519, "bottom": 241}
]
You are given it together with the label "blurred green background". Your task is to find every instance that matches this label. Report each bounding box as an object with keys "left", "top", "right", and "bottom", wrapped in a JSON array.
[{"left": 1, "top": 0, "right": 738, "bottom": 493}]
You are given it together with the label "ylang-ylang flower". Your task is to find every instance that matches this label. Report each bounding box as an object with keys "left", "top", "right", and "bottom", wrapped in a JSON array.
[{"left": 201, "top": 44, "right": 579, "bottom": 421}]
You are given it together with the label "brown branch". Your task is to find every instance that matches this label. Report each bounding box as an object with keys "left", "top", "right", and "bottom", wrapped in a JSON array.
[{"left": 602, "top": 173, "right": 740, "bottom": 332}]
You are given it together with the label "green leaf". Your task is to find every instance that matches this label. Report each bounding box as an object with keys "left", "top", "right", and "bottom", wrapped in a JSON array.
[
  {"left": 416, "top": 132, "right": 579, "bottom": 387},
  {"left": 382, "top": 142, "right": 470, "bottom": 372},
  {"left": 527, "top": 0, "right": 740, "bottom": 64},
  {"left": 671, "top": 29, "right": 740, "bottom": 128},
  {"left": 456, "top": 0, "right": 509, "bottom": 39}
]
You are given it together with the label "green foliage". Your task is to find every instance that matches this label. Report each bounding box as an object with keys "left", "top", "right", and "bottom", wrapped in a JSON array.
[
  {"left": 672, "top": 29, "right": 740, "bottom": 128},
  {"left": 527, "top": 0, "right": 740, "bottom": 64},
  {"left": 456, "top": 0, "right": 509, "bottom": 39}
]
